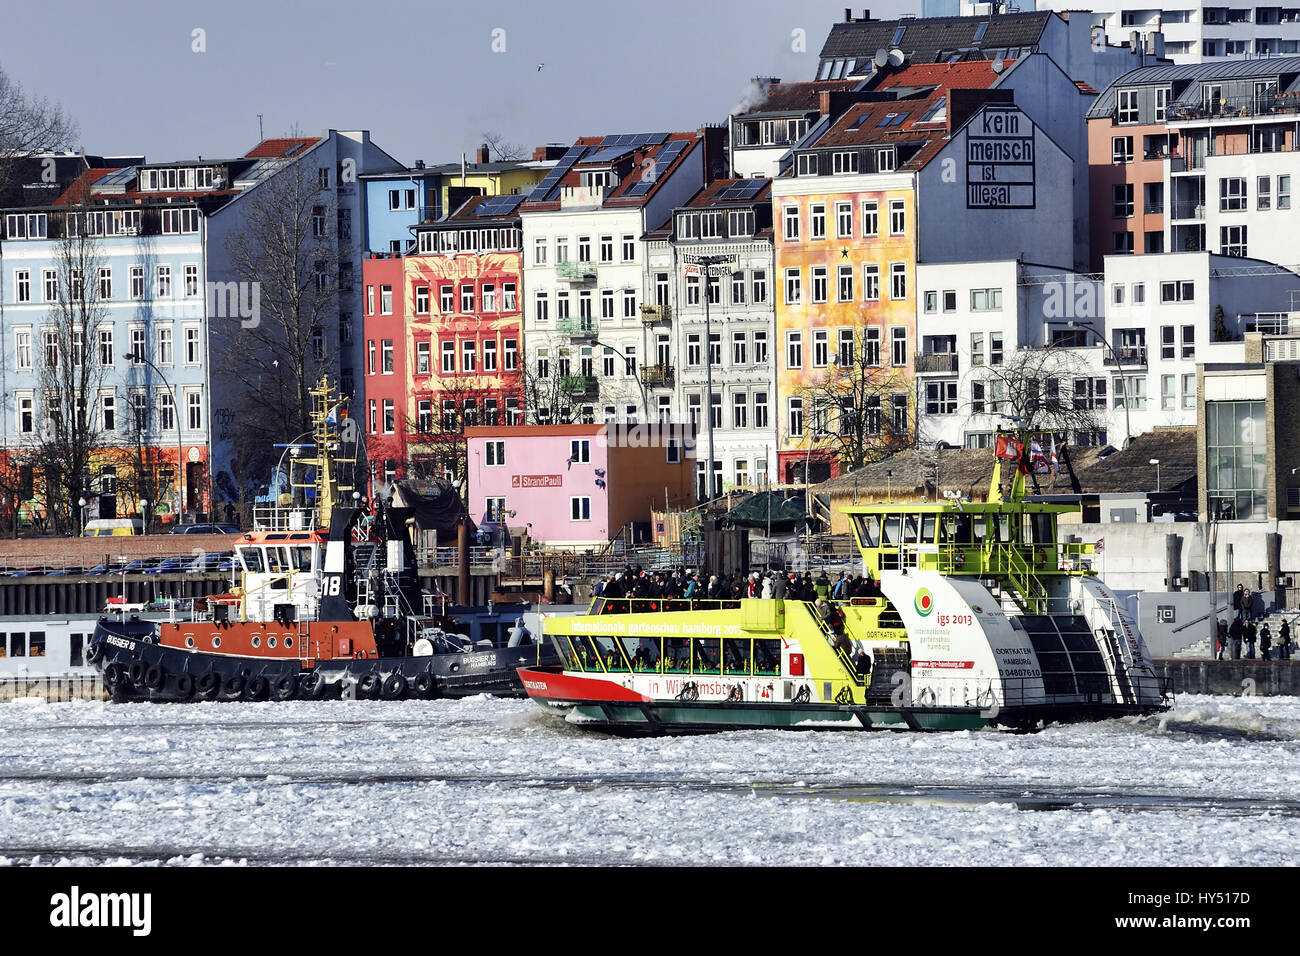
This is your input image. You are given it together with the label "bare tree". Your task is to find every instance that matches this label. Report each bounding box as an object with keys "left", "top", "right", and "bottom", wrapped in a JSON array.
[
  {"left": 480, "top": 130, "right": 524, "bottom": 162},
  {"left": 221, "top": 155, "right": 337, "bottom": 452},
  {"left": 0, "top": 66, "right": 79, "bottom": 197},
  {"left": 28, "top": 199, "right": 109, "bottom": 532},
  {"left": 405, "top": 378, "right": 522, "bottom": 484},
  {"left": 795, "top": 331, "right": 917, "bottom": 478},
  {"left": 964, "top": 345, "right": 1105, "bottom": 439}
]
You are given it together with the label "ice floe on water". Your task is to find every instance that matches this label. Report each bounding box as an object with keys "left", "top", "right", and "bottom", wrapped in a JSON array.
[{"left": 0, "top": 693, "right": 1296, "bottom": 866}]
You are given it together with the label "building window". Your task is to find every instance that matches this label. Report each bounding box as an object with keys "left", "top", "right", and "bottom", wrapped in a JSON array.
[
  {"left": 1113, "top": 231, "right": 1133, "bottom": 254},
  {"left": 889, "top": 199, "right": 906, "bottom": 236},
  {"left": 732, "top": 392, "right": 748, "bottom": 428},
  {"left": 1112, "top": 136, "right": 1134, "bottom": 164},
  {"left": 890, "top": 327, "right": 907, "bottom": 367},
  {"left": 156, "top": 266, "right": 171, "bottom": 299},
  {"left": 570, "top": 439, "right": 590, "bottom": 464},
  {"left": 1220, "top": 178, "right": 1247, "bottom": 211},
  {"left": 811, "top": 266, "right": 828, "bottom": 304},
  {"left": 415, "top": 286, "right": 430, "bottom": 315},
  {"left": 1117, "top": 89, "right": 1139, "bottom": 124},
  {"left": 863, "top": 264, "right": 879, "bottom": 301},
  {"left": 835, "top": 201, "right": 852, "bottom": 238},
  {"left": 416, "top": 341, "right": 431, "bottom": 375},
  {"left": 786, "top": 331, "right": 803, "bottom": 369},
  {"left": 1160, "top": 281, "right": 1194, "bottom": 303},
  {"left": 970, "top": 288, "right": 1002, "bottom": 311},
  {"left": 383, "top": 399, "right": 395, "bottom": 434},
  {"left": 784, "top": 268, "right": 802, "bottom": 305},
  {"left": 813, "top": 329, "right": 828, "bottom": 367},
  {"left": 809, "top": 203, "right": 826, "bottom": 239},
  {"left": 1113, "top": 183, "right": 1134, "bottom": 218},
  {"left": 1161, "top": 325, "right": 1175, "bottom": 360},
  {"left": 381, "top": 339, "right": 394, "bottom": 373},
  {"left": 989, "top": 332, "right": 1003, "bottom": 366},
  {"left": 732, "top": 331, "right": 748, "bottom": 366},
  {"left": 157, "top": 326, "right": 173, "bottom": 365},
  {"left": 1220, "top": 225, "right": 1248, "bottom": 257},
  {"left": 784, "top": 206, "right": 800, "bottom": 241},
  {"left": 1207, "top": 400, "right": 1266, "bottom": 520},
  {"left": 570, "top": 497, "right": 591, "bottom": 521},
  {"left": 186, "top": 391, "right": 202, "bottom": 430},
  {"left": 889, "top": 262, "right": 906, "bottom": 300},
  {"left": 753, "top": 391, "right": 768, "bottom": 429},
  {"left": 891, "top": 394, "right": 908, "bottom": 435},
  {"left": 485, "top": 440, "right": 506, "bottom": 466},
  {"left": 861, "top": 200, "right": 878, "bottom": 237},
  {"left": 442, "top": 340, "right": 456, "bottom": 373},
  {"left": 837, "top": 265, "right": 854, "bottom": 303},
  {"left": 864, "top": 328, "right": 881, "bottom": 366},
  {"left": 787, "top": 396, "right": 803, "bottom": 438},
  {"left": 925, "top": 380, "right": 958, "bottom": 415}
]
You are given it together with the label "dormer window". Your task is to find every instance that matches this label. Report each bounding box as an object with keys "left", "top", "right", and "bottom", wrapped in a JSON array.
[
  {"left": 796, "top": 153, "right": 818, "bottom": 176},
  {"left": 140, "top": 166, "right": 215, "bottom": 192},
  {"left": 832, "top": 151, "right": 859, "bottom": 174},
  {"left": 582, "top": 170, "right": 611, "bottom": 191},
  {"left": 1117, "top": 89, "right": 1139, "bottom": 124},
  {"left": 676, "top": 212, "right": 699, "bottom": 239},
  {"left": 876, "top": 148, "right": 896, "bottom": 172}
]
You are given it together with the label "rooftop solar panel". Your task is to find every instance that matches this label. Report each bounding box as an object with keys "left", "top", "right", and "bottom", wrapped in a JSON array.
[
  {"left": 475, "top": 194, "right": 525, "bottom": 217},
  {"left": 527, "top": 144, "right": 588, "bottom": 201}
]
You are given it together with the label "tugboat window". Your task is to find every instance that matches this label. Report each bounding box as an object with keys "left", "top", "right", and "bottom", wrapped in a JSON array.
[
  {"left": 9, "top": 633, "right": 23, "bottom": 657},
  {"left": 753, "top": 639, "right": 781, "bottom": 675},
  {"left": 723, "top": 638, "right": 751, "bottom": 675},
  {"left": 266, "top": 547, "right": 287, "bottom": 573},
  {"left": 572, "top": 636, "right": 602, "bottom": 670},
  {"left": 1030, "top": 513, "right": 1054, "bottom": 544},
  {"left": 693, "top": 638, "right": 721, "bottom": 675},
  {"left": 241, "top": 549, "right": 265, "bottom": 573},
  {"left": 293, "top": 547, "right": 313, "bottom": 572},
  {"left": 664, "top": 637, "right": 690, "bottom": 672},
  {"left": 944, "top": 514, "right": 973, "bottom": 543},
  {"left": 29, "top": 632, "right": 44, "bottom": 657},
  {"left": 995, "top": 514, "right": 1012, "bottom": 543}
]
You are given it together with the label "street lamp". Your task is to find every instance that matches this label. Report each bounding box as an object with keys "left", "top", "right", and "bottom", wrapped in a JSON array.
[
  {"left": 1150, "top": 458, "right": 1161, "bottom": 493},
  {"left": 125, "top": 350, "right": 187, "bottom": 526},
  {"left": 592, "top": 339, "right": 649, "bottom": 422},
  {"left": 139, "top": 497, "right": 149, "bottom": 536}
]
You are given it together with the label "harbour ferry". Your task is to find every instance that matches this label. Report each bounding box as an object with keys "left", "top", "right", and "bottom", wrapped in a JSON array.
[
  {"left": 88, "top": 378, "right": 556, "bottom": 703},
  {"left": 518, "top": 435, "right": 1169, "bottom": 733}
]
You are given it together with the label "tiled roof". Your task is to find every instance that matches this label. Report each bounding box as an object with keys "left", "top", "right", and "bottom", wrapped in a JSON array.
[
  {"left": 736, "top": 80, "right": 861, "bottom": 116},
  {"left": 807, "top": 95, "right": 950, "bottom": 169},
  {"left": 871, "top": 60, "right": 1011, "bottom": 91},
  {"left": 523, "top": 132, "right": 700, "bottom": 210},
  {"left": 245, "top": 136, "right": 321, "bottom": 159},
  {"left": 819, "top": 12, "right": 1052, "bottom": 62},
  {"left": 52, "top": 168, "right": 123, "bottom": 205},
  {"left": 1074, "top": 80, "right": 1099, "bottom": 95}
]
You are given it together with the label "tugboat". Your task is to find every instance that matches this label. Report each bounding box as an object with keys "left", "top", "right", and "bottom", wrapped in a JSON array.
[
  {"left": 518, "top": 434, "right": 1169, "bottom": 733},
  {"left": 87, "top": 378, "right": 556, "bottom": 702}
]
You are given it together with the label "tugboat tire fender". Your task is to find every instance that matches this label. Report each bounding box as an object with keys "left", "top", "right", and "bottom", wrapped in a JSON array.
[
  {"left": 144, "top": 665, "right": 165, "bottom": 690},
  {"left": 301, "top": 672, "right": 327, "bottom": 699},
  {"left": 381, "top": 673, "right": 408, "bottom": 700},
  {"left": 128, "top": 660, "right": 147, "bottom": 685},
  {"left": 246, "top": 676, "right": 270, "bottom": 701},
  {"left": 357, "top": 672, "right": 381, "bottom": 698},
  {"left": 225, "top": 674, "right": 247, "bottom": 698},
  {"left": 103, "top": 661, "right": 125, "bottom": 686},
  {"left": 197, "top": 671, "right": 221, "bottom": 698},
  {"left": 85, "top": 641, "right": 104, "bottom": 664},
  {"left": 413, "top": 672, "right": 436, "bottom": 698},
  {"left": 274, "top": 674, "right": 299, "bottom": 701},
  {"left": 176, "top": 674, "right": 196, "bottom": 699}
]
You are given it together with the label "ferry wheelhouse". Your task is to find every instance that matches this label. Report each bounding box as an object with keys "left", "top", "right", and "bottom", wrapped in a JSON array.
[{"left": 518, "top": 444, "right": 1168, "bottom": 733}]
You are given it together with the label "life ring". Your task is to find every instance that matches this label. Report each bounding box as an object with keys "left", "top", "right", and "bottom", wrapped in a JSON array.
[
  {"left": 793, "top": 684, "right": 811, "bottom": 704},
  {"left": 413, "top": 672, "right": 436, "bottom": 699},
  {"left": 381, "top": 673, "right": 408, "bottom": 700},
  {"left": 175, "top": 674, "right": 196, "bottom": 700},
  {"left": 727, "top": 685, "right": 742, "bottom": 703},
  {"left": 143, "top": 665, "right": 165, "bottom": 690}
]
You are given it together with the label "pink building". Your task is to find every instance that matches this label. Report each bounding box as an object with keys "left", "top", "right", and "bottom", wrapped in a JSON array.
[{"left": 465, "top": 423, "right": 695, "bottom": 547}]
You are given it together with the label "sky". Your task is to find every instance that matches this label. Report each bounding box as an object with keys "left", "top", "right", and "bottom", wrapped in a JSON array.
[{"left": 1, "top": 0, "right": 914, "bottom": 167}]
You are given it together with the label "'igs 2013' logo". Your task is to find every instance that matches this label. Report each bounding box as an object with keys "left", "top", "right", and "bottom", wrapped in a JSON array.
[{"left": 914, "top": 588, "right": 934, "bottom": 616}]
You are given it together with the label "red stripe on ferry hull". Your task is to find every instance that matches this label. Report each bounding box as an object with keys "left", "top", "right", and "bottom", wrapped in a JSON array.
[{"left": 516, "top": 667, "right": 648, "bottom": 703}]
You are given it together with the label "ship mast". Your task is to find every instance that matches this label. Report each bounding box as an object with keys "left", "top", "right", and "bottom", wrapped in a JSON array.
[{"left": 289, "top": 376, "right": 359, "bottom": 529}]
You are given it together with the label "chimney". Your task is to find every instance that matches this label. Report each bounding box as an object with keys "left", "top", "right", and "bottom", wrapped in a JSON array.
[
  {"left": 478, "top": 143, "right": 490, "bottom": 164},
  {"left": 845, "top": 7, "right": 852, "bottom": 22},
  {"left": 863, "top": 8, "right": 870, "bottom": 19},
  {"left": 820, "top": 90, "right": 833, "bottom": 115}
]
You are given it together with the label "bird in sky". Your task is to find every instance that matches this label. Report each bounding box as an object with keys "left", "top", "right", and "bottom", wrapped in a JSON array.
[{"left": 537, "top": 63, "right": 544, "bottom": 71}]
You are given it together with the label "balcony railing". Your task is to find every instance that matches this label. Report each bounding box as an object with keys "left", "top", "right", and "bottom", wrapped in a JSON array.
[
  {"left": 1143, "top": 201, "right": 1164, "bottom": 215},
  {"left": 640, "top": 304, "right": 672, "bottom": 322},
  {"left": 1169, "top": 201, "right": 1204, "bottom": 220},
  {"left": 556, "top": 316, "right": 596, "bottom": 338},
  {"left": 559, "top": 375, "right": 598, "bottom": 396},
  {"left": 556, "top": 260, "right": 596, "bottom": 282},
  {"left": 1168, "top": 92, "right": 1300, "bottom": 123},
  {"left": 914, "top": 352, "right": 959, "bottom": 373},
  {"left": 1104, "top": 346, "right": 1148, "bottom": 366},
  {"left": 639, "top": 364, "right": 674, "bottom": 387}
]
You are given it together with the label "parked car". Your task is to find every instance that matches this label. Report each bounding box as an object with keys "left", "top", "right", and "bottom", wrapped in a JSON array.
[
  {"left": 121, "top": 556, "right": 167, "bottom": 574},
  {"left": 170, "top": 523, "right": 240, "bottom": 535},
  {"left": 85, "top": 562, "right": 130, "bottom": 576},
  {"left": 43, "top": 566, "right": 86, "bottom": 577},
  {"left": 186, "top": 552, "right": 232, "bottom": 573},
  {"left": 144, "top": 556, "right": 196, "bottom": 575}
]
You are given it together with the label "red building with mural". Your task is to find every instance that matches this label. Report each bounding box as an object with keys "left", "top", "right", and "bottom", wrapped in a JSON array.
[{"left": 361, "top": 195, "right": 525, "bottom": 492}]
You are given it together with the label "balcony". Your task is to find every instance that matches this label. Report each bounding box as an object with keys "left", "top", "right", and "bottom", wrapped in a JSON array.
[
  {"left": 560, "top": 375, "right": 598, "bottom": 397},
  {"left": 1168, "top": 92, "right": 1300, "bottom": 123},
  {"left": 556, "top": 316, "right": 597, "bottom": 338},
  {"left": 556, "top": 260, "right": 596, "bottom": 282},
  {"left": 640, "top": 304, "right": 672, "bottom": 323},
  {"left": 1143, "top": 202, "right": 1164, "bottom": 215},
  {"left": 640, "top": 364, "right": 674, "bottom": 387},
  {"left": 914, "top": 352, "right": 959, "bottom": 373},
  {"left": 1169, "top": 201, "right": 1204, "bottom": 221},
  {"left": 1103, "top": 346, "right": 1148, "bottom": 366}
]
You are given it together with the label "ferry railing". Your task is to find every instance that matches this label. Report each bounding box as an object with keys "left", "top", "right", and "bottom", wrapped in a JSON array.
[{"left": 898, "top": 671, "right": 1169, "bottom": 711}]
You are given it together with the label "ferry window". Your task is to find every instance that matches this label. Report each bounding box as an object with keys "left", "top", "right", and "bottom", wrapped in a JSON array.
[
  {"left": 241, "top": 549, "right": 265, "bottom": 573},
  {"left": 622, "top": 637, "right": 660, "bottom": 672},
  {"left": 569, "top": 636, "right": 601, "bottom": 670},
  {"left": 973, "top": 515, "right": 990, "bottom": 544},
  {"left": 995, "top": 514, "right": 1012, "bottom": 543},
  {"left": 857, "top": 514, "right": 880, "bottom": 547},
  {"left": 693, "top": 638, "right": 721, "bottom": 675},
  {"left": 0, "top": 634, "right": 5, "bottom": 658},
  {"left": 71, "top": 633, "right": 84, "bottom": 666},
  {"left": 266, "top": 547, "right": 287, "bottom": 573},
  {"left": 723, "top": 638, "right": 751, "bottom": 675},
  {"left": 557, "top": 637, "right": 580, "bottom": 669},
  {"left": 293, "top": 547, "right": 313, "bottom": 572},
  {"left": 902, "top": 514, "right": 919, "bottom": 543},
  {"left": 593, "top": 636, "right": 626, "bottom": 671},
  {"left": 920, "top": 514, "right": 936, "bottom": 544},
  {"left": 9, "top": 633, "right": 24, "bottom": 657},
  {"left": 881, "top": 514, "right": 901, "bottom": 545},
  {"left": 664, "top": 637, "right": 690, "bottom": 672},
  {"left": 29, "top": 632, "right": 44, "bottom": 657},
  {"left": 943, "top": 514, "right": 973, "bottom": 543},
  {"left": 754, "top": 638, "right": 781, "bottom": 675}
]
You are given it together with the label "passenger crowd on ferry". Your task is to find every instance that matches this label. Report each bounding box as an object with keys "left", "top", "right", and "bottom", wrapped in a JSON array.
[
  {"left": 591, "top": 568, "right": 881, "bottom": 603},
  {"left": 1216, "top": 584, "right": 1293, "bottom": 661}
]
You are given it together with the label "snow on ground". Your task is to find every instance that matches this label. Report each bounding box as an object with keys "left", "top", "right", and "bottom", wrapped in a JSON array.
[{"left": 0, "top": 693, "right": 1297, "bottom": 866}]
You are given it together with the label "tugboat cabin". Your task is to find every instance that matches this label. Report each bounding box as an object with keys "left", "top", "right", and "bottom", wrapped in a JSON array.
[{"left": 234, "top": 531, "right": 326, "bottom": 624}]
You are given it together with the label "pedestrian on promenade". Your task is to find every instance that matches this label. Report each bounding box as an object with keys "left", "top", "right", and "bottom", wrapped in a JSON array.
[
  {"left": 1229, "top": 617, "right": 1244, "bottom": 659},
  {"left": 1217, "top": 618, "right": 1228, "bottom": 661},
  {"left": 1260, "top": 623, "right": 1272, "bottom": 661},
  {"left": 1280, "top": 618, "right": 1292, "bottom": 660},
  {"left": 1245, "top": 619, "right": 1257, "bottom": 659},
  {"left": 1232, "top": 584, "right": 1245, "bottom": 621}
]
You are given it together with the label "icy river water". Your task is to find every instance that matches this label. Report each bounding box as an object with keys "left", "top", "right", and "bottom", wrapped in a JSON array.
[{"left": 0, "top": 693, "right": 1297, "bottom": 866}]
